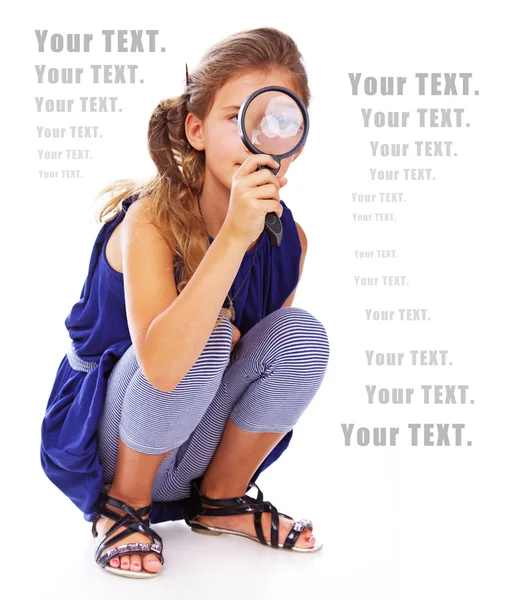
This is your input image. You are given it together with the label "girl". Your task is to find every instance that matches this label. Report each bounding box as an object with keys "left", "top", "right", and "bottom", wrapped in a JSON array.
[{"left": 41, "top": 27, "right": 330, "bottom": 579}]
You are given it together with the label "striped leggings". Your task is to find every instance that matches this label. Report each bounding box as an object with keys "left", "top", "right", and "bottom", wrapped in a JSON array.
[{"left": 97, "top": 307, "right": 330, "bottom": 503}]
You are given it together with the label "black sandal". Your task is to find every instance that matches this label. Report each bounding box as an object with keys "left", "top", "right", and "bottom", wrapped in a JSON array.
[
  {"left": 91, "top": 488, "right": 164, "bottom": 578},
  {"left": 181, "top": 477, "right": 323, "bottom": 552}
]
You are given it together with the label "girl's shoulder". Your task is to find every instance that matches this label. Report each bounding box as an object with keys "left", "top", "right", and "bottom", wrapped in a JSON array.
[
  {"left": 121, "top": 193, "right": 173, "bottom": 246},
  {"left": 105, "top": 194, "right": 164, "bottom": 275},
  {"left": 125, "top": 193, "right": 155, "bottom": 223}
]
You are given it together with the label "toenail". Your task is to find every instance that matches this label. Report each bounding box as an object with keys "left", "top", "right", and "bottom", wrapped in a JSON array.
[{"left": 133, "top": 563, "right": 140, "bottom": 567}]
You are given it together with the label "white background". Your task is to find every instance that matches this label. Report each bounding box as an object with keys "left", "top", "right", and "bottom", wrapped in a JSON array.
[{"left": 2, "top": 1, "right": 505, "bottom": 598}]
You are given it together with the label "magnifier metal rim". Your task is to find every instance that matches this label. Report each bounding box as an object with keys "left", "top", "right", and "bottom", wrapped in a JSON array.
[{"left": 237, "top": 85, "right": 309, "bottom": 160}]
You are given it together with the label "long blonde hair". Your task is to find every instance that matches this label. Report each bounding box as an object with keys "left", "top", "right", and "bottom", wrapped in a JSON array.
[{"left": 93, "top": 27, "right": 311, "bottom": 328}]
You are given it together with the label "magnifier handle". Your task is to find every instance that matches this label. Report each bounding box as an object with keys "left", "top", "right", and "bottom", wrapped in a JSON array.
[{"left": 257, "top": 164, "right": 283, "bottom": 247}]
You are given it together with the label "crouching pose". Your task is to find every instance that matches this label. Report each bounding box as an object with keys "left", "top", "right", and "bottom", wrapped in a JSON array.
[{"left": 41, "top": 26, "right": 330, "bottom": 579}]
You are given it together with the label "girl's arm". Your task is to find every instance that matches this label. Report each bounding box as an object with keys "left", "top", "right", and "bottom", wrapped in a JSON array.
[{"left": 121, "top": 197, "right": 249, "bottom": 393}]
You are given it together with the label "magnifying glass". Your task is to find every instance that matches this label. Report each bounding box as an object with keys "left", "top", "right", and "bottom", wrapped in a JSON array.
[{"left": 238, "top": 85, "right": 309, "bottom": 246}]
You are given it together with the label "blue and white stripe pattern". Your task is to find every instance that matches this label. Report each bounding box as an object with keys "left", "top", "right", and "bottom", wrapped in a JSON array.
[
  {"left": 95, "top": 307, "right": 330, "bottom": 503},
  {"left": 67, "top": 344, "right": 98, "bottom": 373}
]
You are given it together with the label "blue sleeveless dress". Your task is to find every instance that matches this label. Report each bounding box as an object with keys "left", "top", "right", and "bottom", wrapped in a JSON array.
[{"left": 40, "top": 193, "right": 302, "bottom": 524}]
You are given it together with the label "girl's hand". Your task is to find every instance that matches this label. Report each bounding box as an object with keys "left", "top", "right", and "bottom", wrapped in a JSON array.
[{"left": 223, "top": 154, "right": 288, "bottom": 248}]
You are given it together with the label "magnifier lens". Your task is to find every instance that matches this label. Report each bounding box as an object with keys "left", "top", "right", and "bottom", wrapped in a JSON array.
[{"left": 244, "top": 91, "right": 304, "bottom": 156}]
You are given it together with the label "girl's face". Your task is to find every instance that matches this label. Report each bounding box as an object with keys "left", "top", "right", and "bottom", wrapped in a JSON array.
[{"left": 186, "top": 69, "right": 304, "bottom": 196}]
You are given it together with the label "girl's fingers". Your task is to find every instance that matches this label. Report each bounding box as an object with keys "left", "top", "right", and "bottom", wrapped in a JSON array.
[
  {"left": 236, "top": 154, "right": 279, "bottom": 176},
  {"left": 246, "top": 168, "right": 283, "bottom": 189}
]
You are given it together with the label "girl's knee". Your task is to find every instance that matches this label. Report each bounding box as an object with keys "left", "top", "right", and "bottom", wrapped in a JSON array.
[{"left": 269, "top": 307, "right": 330, "bottom": 356}]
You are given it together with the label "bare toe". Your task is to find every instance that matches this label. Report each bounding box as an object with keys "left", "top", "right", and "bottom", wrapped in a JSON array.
[
  {"left": 294, "top": 526, "right": 315, "bottom": 549},
  {"left": 120, "top": 554, "right": 130, "bottom": 570},
  {"left": 129, "top": 554, "right": 142, "bottom": 571},
  {"left": 142, "top": 553, "right": 162, "bottom": 573}
]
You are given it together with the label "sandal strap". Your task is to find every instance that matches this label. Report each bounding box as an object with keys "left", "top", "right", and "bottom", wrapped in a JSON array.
[
  {"left": 198, "top": 500, "right": 272, "bottom": 517},
  {"left": 96, "top": 541, "right": 164, "bottom": 569},
  {"left": 199, "top": 489, "right": 260, "bottom": 509},
  {"left": 182, "top": 477, "right": 253, "bottom": 521},
  {"left": 192, "top": 478, "right": 265, "bottom": 508},
  {"left": 95, "top": 518, "right": 164, "bottom": 567},
  {"left": 184, "top": 477, "right": 304, "bottom": 549},
  {"left": 98, "top": 490, "right": 152, "bottom": 519},
  {"left": 92, "top": 492, "right": 164, "bottom": 568},
  {"left": 91, "top": 506, "right": 150, "bottom": 536},
  {"left": 95, "top": 512, "right": 161, "bottom": 554},
  {"left": 253, "top": 500, "right": 280, "bottom": 546},
  {"left": 195, "top": 479, "right": 273, "bottom": 517},
  {"left": 282, "top": 518, "right": 314, "bottom": 550},
  {"left": 248, "top": 483, "right": 283, "bottom": 548},
  {"left": 91, "top": 490, "right": 151, "bottom": 537}
]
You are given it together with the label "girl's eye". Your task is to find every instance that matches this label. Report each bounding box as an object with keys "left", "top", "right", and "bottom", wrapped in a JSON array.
[{"left": 229, "top": 115, "right": 238, "bottom": 122}]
